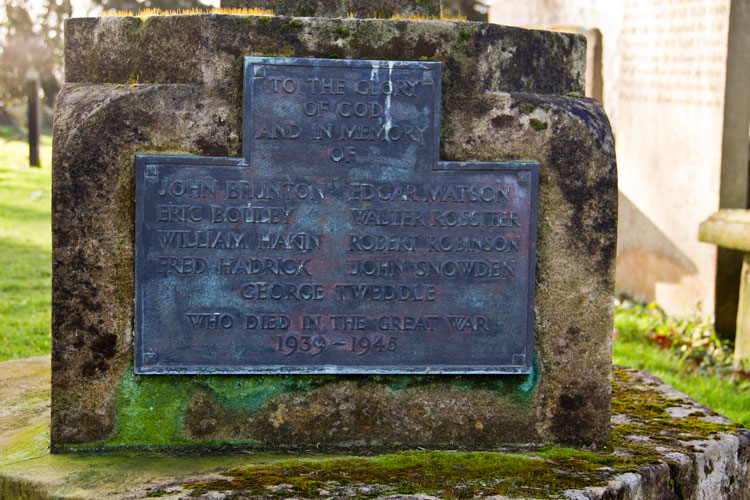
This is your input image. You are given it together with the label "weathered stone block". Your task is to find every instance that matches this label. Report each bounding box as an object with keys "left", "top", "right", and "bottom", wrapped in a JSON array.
[{"left": 52, "top": 14, "right": 615, "bottom": 451}]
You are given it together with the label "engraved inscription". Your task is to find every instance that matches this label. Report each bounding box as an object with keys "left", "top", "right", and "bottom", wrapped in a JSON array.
[
  {"left": 620, "top": 0, "right": 728, "bottom": 107},
  {"left": 135, "top": 57, "right": 538, "bottom": 374},
  {"left": 245, "top": 58, "right": 440, "bottom": 169}
]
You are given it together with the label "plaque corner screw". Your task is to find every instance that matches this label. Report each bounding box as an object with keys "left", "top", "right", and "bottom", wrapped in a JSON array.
[
  {"left": 512, "top": 354, "right": 526, "bottom": 366},
  {"left": 143, "top": 352, "right": 158, "bottom": 365}
]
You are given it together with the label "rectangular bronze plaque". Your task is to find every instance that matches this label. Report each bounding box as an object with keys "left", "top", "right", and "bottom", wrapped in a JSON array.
[{"left": 134, "top": 57, "right": 538, "bottom": 374}]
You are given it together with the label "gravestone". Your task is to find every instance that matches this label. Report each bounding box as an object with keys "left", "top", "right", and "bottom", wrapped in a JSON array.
[
  {"left": 52, "top": 12, "right": 616, "bottom": 451},
  {"left": 699, "top": 210, "right": 750, "bottom": 367},
  {"left": 490, "top": 0, "right": 750, "bottom": 336}
]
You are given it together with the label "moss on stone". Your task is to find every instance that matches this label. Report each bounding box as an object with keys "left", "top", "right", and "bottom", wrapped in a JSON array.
[
  {"left": 530, "top": 118, "right": 548, "bottom": 131},
  {"left": 184, "top": 450, "right": 609, "bottom": 499},
  {"left": 0, "top": 421, "right": 49, "bottom": 467},
  {"left": 219, "top": 0, "right": 442, "bottom": 19},
  {"left": 64, "top": 15, "right": 586, "bottom": 95},
  {"left": 88, "top": 367, "right": 739, "bottom": 461},
  {"left": 609, "top": 368, "right": 742, "bottom": 460},
  {"left": 279, "top": 18, "right": 302, "bottom": 30},
  {"left": 334, "top": 25, "right": 350, "bottom": 37},
  {"left": 95, "top": 367, "right": 336, "bottom": 447}
]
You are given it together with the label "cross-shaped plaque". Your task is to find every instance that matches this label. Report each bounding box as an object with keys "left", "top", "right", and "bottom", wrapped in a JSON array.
[{"left": 135, "top": 57, "right": 538, "bottom": 374}]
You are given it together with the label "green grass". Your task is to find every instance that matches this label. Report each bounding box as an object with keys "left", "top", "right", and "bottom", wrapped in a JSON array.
[
  {"left": 0, "top": 132, "right": 52, "bottom": 361},
  {"left": 614, "top": 304, "right": 750, "bottom": 428}
]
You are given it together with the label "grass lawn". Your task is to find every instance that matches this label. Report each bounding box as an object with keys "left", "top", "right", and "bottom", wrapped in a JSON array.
[
  {"left": 613, "top": 302, "right": 750, "bottom": 428},
  {"left": 0, "top": 129, "right": 748, "bottom": 429},
  {"left": 0, "top": 127, "right": 52, "bottom": 361}
]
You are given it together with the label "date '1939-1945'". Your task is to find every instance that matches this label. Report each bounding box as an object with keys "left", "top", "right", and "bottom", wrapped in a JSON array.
[{"left": 275, "top": 334, "right": 398, "bottom": 356}]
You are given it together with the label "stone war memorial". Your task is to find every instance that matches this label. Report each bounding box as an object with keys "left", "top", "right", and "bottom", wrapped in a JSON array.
[
  {"left": 51, "top": 4, "right": 616, "bottom": 451},
  {"left": 53, "top": 3, "right": 617, "bottom": 451},
  {"left": 0, "top": 1, "right": 747, "bottom": 499}
]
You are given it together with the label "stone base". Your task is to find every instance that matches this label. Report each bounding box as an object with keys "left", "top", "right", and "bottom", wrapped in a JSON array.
[{"left": 1, "top": 357, "right": 747, "bottom": 499}]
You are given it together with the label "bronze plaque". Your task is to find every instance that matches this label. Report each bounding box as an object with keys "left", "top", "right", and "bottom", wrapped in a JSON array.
[{"left": 135, "top": 57, "right": 538, "bottom": 374}]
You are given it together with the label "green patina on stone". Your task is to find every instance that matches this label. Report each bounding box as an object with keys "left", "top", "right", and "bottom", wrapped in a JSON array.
[
  {"left": 280, "top": 18, "right": 303, "bottom": 30},
  {"left": 106, "top": 368, "right": 325, "bottom": 446},
  {"left": 80, "top": 364, "right": 540, "bottom": 449}
]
